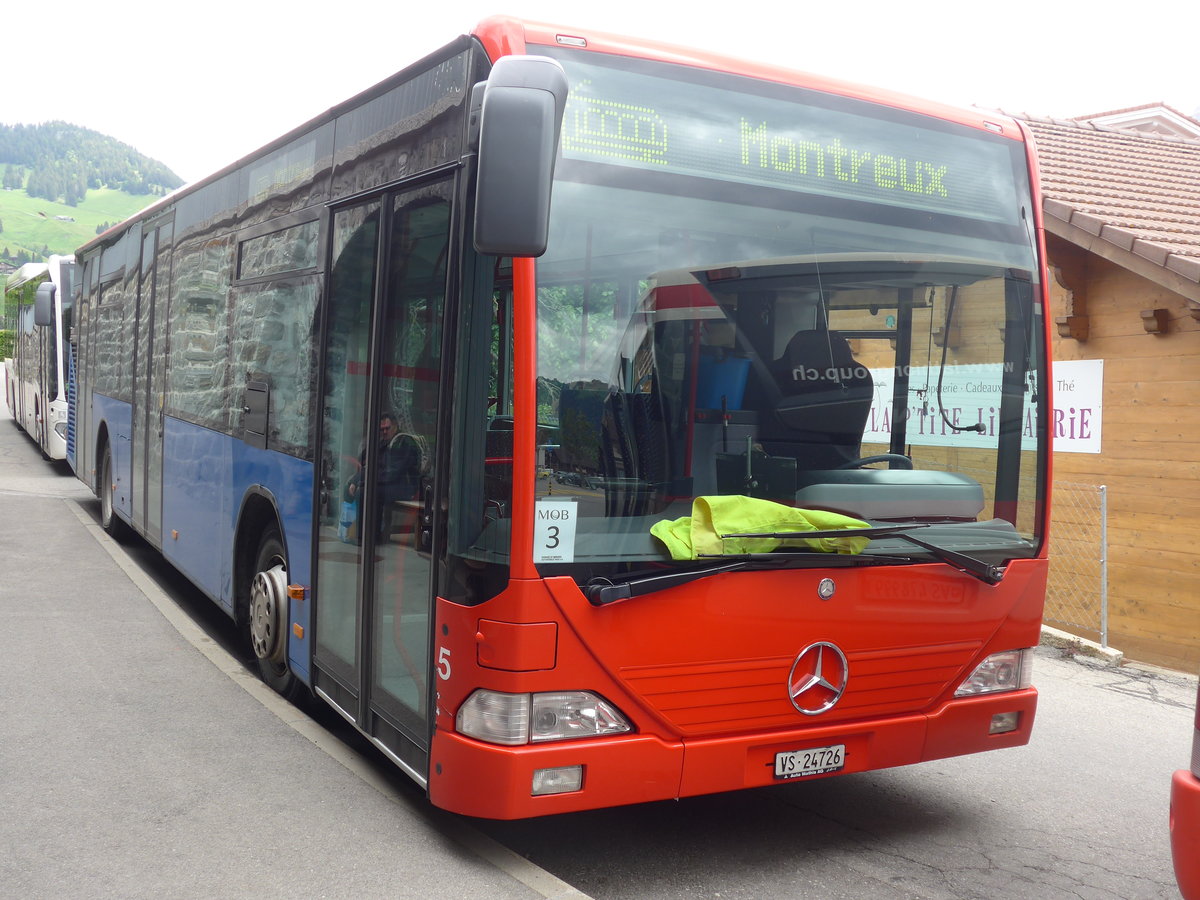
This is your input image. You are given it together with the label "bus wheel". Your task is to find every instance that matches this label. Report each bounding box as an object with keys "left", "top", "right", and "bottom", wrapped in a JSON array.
[
  {"left": 248, "top": 528, "right": 304, "bottom": 702},
  {"left": 98, "top": 443, "right": 128, "bottom": 541}
]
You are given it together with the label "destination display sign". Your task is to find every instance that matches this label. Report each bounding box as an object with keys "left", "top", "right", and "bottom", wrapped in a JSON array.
[{"left": 555, "top": 56, "right": 1024, "bottom": 228}]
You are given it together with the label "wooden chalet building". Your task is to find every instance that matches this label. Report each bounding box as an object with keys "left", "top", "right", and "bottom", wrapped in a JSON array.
[{"left": 1016, "top": 104, "right": 1200, "bottom": 670}]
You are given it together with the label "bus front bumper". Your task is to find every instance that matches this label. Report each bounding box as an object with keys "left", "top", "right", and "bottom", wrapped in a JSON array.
[{"left": 429, "top": 689, "right": 1038, "bottom": 819}]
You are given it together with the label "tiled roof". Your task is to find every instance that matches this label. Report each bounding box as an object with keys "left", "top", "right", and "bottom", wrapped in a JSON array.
[
  {"left": 1071, "top": 102, "right": 1200, "bottom": 132},
  {"left": 1013, "top": 113, "right": 1200, "bottom": 298}
]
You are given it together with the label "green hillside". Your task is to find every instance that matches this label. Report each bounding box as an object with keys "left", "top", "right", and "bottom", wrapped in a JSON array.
[
  {"left": 0, "top": 188, "right": 160, "bottom": 259},
  {"left": 0, "top": 121, "right": 183, "bottom": 263}
]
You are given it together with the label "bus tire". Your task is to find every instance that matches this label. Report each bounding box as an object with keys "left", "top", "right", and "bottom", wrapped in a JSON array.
[
  {"left": 248, "top": 526, "right": 306, "bottom": 703},
  {"left": 98, "top": 442, "right": 129, "bottom": 541}
]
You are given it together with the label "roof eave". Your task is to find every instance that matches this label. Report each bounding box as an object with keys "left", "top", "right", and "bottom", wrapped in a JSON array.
[{"left": 1042, "top": 199, "right": 1200, "bottom": 304}]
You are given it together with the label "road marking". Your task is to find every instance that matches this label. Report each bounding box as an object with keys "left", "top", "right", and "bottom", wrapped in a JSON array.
[{"left": 67, "top": 498, "right": 592, "bottom": 900}]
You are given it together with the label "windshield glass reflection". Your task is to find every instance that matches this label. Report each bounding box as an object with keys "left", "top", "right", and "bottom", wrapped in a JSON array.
[{"left": 527, "top": 55, "right": 1043, "bottom": 575}]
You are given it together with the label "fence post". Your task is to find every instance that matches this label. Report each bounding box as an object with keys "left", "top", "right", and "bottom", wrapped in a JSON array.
[{"left": 1099, "top": 484, "right": 1109, "bottom": 649}]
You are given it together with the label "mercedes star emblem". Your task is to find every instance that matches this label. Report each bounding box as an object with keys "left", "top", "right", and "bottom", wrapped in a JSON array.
[{"left": 787, "top": 641, "right": 849, "bottom": 715}]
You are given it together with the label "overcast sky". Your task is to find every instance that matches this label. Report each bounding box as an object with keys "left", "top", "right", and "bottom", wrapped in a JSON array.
[{"left": 9, "top": 1, "right": 1198, "bottom": 184}]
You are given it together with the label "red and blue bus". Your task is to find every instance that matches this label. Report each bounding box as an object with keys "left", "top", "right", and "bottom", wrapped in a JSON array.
[
  {"left": 71, "top": 16, "right": 1051, "bottom": 819},
  {"left": 5, "top": 254, "right": 75, "bottom": 460}
]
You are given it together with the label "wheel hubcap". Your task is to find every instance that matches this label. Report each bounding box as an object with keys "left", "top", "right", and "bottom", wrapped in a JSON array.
[{"left": 250, "top": 563, "right": 288, "bottom": 663}]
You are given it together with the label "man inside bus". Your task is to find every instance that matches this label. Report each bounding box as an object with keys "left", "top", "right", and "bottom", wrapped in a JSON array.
[{"left": 346, "top": 412, "right": 423, "bottom": 542}]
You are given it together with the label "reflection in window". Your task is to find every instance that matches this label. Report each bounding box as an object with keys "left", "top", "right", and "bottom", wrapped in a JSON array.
[
  {"left": 167, "top": 237, "right": 234, "bottom": 430},
  {"left": 231, "top": 278, "right": 320, "bottom": 455},
  {"left": 238, "top": 221, "right": 320, "bottom": 280},
  {"left": 92, "top": 281, "right": 126, "bottom": 401}
]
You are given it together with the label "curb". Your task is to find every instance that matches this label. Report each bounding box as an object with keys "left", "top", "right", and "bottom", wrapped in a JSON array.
[{"left": 1040, "top": 624, "right": 1124, "bottom": 666}]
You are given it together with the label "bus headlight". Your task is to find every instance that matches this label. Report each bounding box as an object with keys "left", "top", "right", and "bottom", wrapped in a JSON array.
[
  {"left": 54, "top": 421, "right": 68, "bottom": 439},
  {"left": 457, "top": 689, "right": 631, "bottom": 745},
  {"left": 530, "top": 692, "right": 631, "bottom": 743},
  {"left": 456, "top": 690, "right": 529, "bottom": 745},
  {"left": 954, "top": 649, "right": 1034, "bottom": 697}
]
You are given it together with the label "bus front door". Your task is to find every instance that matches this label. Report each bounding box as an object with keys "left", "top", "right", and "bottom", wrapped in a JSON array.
[{"left": 314, "top": 181, "right": 454, "bottom": 782}]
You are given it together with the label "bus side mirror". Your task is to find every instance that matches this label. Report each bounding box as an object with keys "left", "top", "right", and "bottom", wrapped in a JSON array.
[
  {"left": 472, "top": 56, "right": 568, "bottom": 258},
  {"left": 34, "top": 282, "right": 55, "bottom": 328}
]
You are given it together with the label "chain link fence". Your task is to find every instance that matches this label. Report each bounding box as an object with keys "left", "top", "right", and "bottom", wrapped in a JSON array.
[{"left": 1046, "top": 482, "right": 1109, "bottom": 647}]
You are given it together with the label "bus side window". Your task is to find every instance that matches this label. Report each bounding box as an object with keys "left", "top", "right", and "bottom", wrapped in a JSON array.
[
  {"left": 444, "top": 264, "right": 512, "bottom": 606},
  {"left": 484, "top": 413, "right": 514, "bottom": 518}
]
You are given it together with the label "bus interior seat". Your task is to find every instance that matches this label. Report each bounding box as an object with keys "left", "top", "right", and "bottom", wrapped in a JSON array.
[
  {"left": 601, "top": 389, "right": 674, "bottom": 516},
  {"left": 556, "top": 386, "right": 675, "bottom": 515},
  {"left": 754, "top": 329, "right": 874, "bottom": 470},
  {"left": 483, "top": 416, "right": 514, "bottom": 516},
  {"left": 557, "top": 386, "right": 607, "bottom": 477}
]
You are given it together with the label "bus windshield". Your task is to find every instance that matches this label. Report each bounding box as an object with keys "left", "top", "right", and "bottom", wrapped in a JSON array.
[{"left": 529, "top": 49, "right": 1045, "bottom": 575}]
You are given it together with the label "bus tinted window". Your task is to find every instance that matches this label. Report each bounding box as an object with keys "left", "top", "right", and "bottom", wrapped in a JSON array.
[
  {"left": 231, "top": 277, "right": 320, "bottom": 455},
  {"left": 245, "top": 129, "right": 331, "bottom": 216},
  {"left": 331, "top": 51, "right": 470, "bottom": 197},
  {"left": 167, "top": 237, "right": 235, "bottom": 429},
  {"left": 93, "top": 280, "right": 132, "bottom": 403},
  {"left": 237, "top": 220, "right": 320, "bottom": 280}
]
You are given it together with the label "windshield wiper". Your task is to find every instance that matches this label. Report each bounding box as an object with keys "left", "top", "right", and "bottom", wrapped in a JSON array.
[
  {"left": 719, "top": 524, "right": 1006, "bottom": 585},
  {"left": 585, "top": 561, "right": 749, "bottom": 606},
  {"left": 584, "top": 551, "right": 917, "bottom": 606}
]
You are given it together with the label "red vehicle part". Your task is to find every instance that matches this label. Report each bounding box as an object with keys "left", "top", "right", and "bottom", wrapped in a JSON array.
[
  {"left": 473, "top": 16, "right": 1023, "bottom": 139},
  {"left": 429, "top": 559, "right": 1045, "bottom": 819},
  {"left": 1171, "top": 681, "right": 1200, "bottom": 900},
  {"left": 438, "top": 15, "right": 1054, "bottom": 822}
]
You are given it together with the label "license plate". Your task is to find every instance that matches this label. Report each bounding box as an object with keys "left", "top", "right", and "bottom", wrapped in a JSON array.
[{"left": 774, "top": 744, "right": 845, "bottom": 779}]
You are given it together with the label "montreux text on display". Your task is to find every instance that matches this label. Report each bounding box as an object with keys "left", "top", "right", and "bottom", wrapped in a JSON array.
[{"left": 556, "top": 57, "right": 1021, "bottom": 227}]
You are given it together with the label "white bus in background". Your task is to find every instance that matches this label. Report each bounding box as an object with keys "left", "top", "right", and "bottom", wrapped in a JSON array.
[{"left": 4, "top": 254, "right": 76, "bottom": 461}]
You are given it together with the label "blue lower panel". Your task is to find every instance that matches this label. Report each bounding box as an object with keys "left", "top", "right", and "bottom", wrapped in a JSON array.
[
  {"left": 162, "top": 421, "right": 233, "bottom": 606},
  {"left": 92, "top": 394, "right": 133, "bottom": 521},
  {"left": 162, "top": 418, "right": 314, "bottom": 683}
]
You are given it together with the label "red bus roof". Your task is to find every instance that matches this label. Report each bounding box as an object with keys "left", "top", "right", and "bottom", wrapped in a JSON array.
[{"left": 472, "top": 16, "right": 1023, "bottom": 140}]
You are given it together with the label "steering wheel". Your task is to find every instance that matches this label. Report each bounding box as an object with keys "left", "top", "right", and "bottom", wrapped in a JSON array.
[{"left": 836, "top": 454, "right": 913, "bottom": 470}]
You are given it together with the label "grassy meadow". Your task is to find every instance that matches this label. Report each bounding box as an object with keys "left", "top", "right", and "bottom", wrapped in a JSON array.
[{"left": 0, "top": 187, "right": 162, "bottom": 259}]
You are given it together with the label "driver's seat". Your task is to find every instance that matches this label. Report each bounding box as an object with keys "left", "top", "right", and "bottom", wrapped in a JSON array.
[{"left": 756, "top": 329, "right": 874, "bottom": 469}]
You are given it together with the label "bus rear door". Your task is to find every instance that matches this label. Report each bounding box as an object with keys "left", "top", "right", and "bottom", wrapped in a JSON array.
[{"left": 132, "top": 218, "right": 172, "bottom": 545}]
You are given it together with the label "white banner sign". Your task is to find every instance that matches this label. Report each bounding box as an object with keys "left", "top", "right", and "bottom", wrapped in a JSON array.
[
  {"left": 863, "top": 358, "right": 1102, "bottom": 454},
  {"left": 1049, "top": 359, "right": 1103, "bottom": 454}
]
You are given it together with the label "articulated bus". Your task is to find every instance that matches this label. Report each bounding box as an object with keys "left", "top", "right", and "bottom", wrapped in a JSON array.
[
  {"left": 71, "top": 16, "right": 1051, "bottom": 818},
  {"left": 4, "top": 254, "right": 76, "bottom": 460}
]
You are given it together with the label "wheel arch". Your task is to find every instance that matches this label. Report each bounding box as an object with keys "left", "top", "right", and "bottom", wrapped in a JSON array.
[
  {"left": 93, "top": 421, "right": 111, "bottom": 492},
  {"left": 233, "top": 486, "right": 287, "bottom": 628}
]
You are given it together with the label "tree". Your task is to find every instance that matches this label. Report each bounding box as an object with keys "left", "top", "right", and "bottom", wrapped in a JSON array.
[{"left": 0, "top": 122, "right": 184, "bottom": 197}]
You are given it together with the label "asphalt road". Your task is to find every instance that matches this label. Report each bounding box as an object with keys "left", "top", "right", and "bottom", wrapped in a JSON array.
[
  {"left": 0, "top": 416, "right": 580, "bottom": 900},
  {"left": 1, "top": 409, "right": 1193, "bottom": 899}
]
